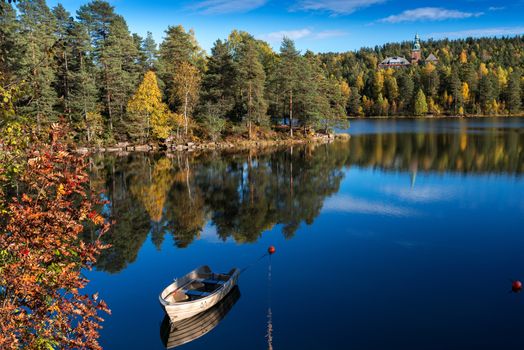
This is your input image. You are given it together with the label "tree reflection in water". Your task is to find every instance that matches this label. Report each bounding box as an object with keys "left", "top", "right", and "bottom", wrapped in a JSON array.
[{"left": 86, "top": 127, "right": 523, "bottom": 273}]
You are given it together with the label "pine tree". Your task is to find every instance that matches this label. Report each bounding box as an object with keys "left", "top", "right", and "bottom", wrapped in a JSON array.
[
  {"left": 413, "top": 89, "right": 428, "bottom": 116},
  {"left": 76, "top": 0, "right": 116, "bottom": 59},
  {"left": 68, "top": 21, "right": 100, "bottom": 143},
  {"left": 348, "top": 87, "right": 361, "bottom": 116},
  {"left": 397, "top": 72, "right": 414, "bottom": 113},
  {"left": 507, "top": 71, "right": 522, "bottom": 115},
  {"left": 17, "top": 0, "right": 58, "bottom": 129},
  {"left": 236, "top": 39, "right": 267, "bottom": 138},
  {"left": 127, "top": 70, "right": 171, "bottom": 141},
  {"left": 0, "top": 2, "right": 20, "bottom": 84},
  {"left": 450, "top": 69, "right": 463, "bottom": 114},
  {"left": 199, "top": 39, "right": 236, "bottom": 120},
  {"left": 132, "top": 33, "right": 148, "bottom": 73},
  {"left": 479, "top": 74, "right": 495, "bottom": 114},
  {"left": 99, "top": 16, "right": 140, "bottom": 137},
  {"left": 52, "top": 4, "right": 75, "bottom": 121},
  {"left": 275, "top": 37, "right": 301, "bottom": 136},
  {"left": 142, "top": 31, "right": 158, "bottom": 69},
  {"left": 158, "top": 25, "right": 204, "bottom": 109}
]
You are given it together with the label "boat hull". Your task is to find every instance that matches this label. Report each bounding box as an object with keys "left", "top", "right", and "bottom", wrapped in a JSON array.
[{"left": 159, "top": 266, "right": 240, "bottom": 323}]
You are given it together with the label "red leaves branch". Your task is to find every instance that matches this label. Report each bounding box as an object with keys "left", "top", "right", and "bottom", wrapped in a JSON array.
[{"left": 0, "top": 124, "right": 110, "bottom": 349}]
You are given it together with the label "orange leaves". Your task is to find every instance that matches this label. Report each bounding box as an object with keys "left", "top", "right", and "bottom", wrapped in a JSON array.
[{"left": 0, "top": 124, "right": 110, "bottom": 349}]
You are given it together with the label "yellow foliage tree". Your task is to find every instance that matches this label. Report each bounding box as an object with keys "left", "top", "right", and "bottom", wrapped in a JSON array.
[
  {"left": 461, "top": 82, "right": 470, "bottom": 103},
  {"left": 459, "top": 50, "right": 468, "bottom": 64},
  {"left": 355, "top": 73, "right": 365, "bottom": 92},
  {"left": 171, "top": 62, "right": 201, "bottom": 136},
  {"left": 496, "top": 66, "right": 508, "bottom": 88},
  {"left": 479, "top": 63, "right": 489, "bottom": 77},
  {"left": 127, "top": 71, "right": 172, "bottom": 141}
]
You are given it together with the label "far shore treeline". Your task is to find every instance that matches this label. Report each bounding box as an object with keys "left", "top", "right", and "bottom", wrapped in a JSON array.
[{"left": 1, "top": 0, "right": 523, "bottom": 146}]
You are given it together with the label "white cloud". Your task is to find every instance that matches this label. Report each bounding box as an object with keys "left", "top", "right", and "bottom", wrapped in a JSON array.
[
  {"left": 191, "top": 0, "right": 267, "bottom": 14},
  {"left": 488, "top": 6, "right": 506, "bottom": 11},
  {"left": 430, "top": 26, "right": 524, "bottom": 38},
  {"left": 381, "top": 186, "right": 455, "bottom": 203},
  {"left": 314, "top": 29, "right": 348, "bottom": 39},
  {"left": 322, "top": 195, "right": 415, "bottom": 217},
  {"left": 380, "top": 7, "right": 483, "bottom": 23},
  {"left": 294, "top": 0, "right": 386, "bottom": 15},
  {"left": 258, "top": 28, "right": 313, "bottom": 42},
  {"left": 257, "top": 28, "right": 348, "bottom": 42}
]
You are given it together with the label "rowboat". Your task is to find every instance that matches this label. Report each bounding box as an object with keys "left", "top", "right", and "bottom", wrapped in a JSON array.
[
  {"left": 159, "top": 266, "right": 240, "bottom": 323},
  {"left": 160, "top": 286, "right": 241, "bottom": 349}
]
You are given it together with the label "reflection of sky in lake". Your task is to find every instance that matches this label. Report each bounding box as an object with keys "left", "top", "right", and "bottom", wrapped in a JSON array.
[
  {"left": 346, "top": 116, "right": 524, "bottom": 135},
  {"left": 84, "top": 118, "right": 524, "bottom": 350}
]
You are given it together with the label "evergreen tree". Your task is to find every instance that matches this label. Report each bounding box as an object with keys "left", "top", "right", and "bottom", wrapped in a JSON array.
[
  {"left": 132, "top": 33, "right": 148, "bottom": 73},
  {"left": 450, "top": 69, "right": 463, "bottom": 114},
  {"left": 397, "top": 71, "right": 414, "bottom": 113},
  {"left": 142, "top": 31, "right": 158, "bottom": 69},
  {"left": 199, "top": 39, "right": 236, "bottom": 120},
  {"left": 507, "top": 71, "right": 522, "bottom": 115},
  {"left": 158, "top": 25, "right": 204, "bottom": 109},
  {"left": 236, "top": 39, "right": 267, "bottom": 138},
  {"left": 52, "top": 4, "right": 75, "bottom": 120},
  {"left": 76, "top": 0, "right": 116, "bottom": 59},
  {"left": 348, "top": 87, "right": 362, "bottom": 116},
  {"left": 17, "top": 0, "right": 58, "bottom": 128},
  {"left": 99, "top": 16, "right": 140, "bottom": 137},
  {"left": 413, "top": 89, "right": 428, "bottom": 116},
  {"left": 275, "top": 37, "right": 301, "bottom": 136},
  {"left": 0, "top": 2, "right": 20, "bottom": 84},
  {"left": 68, "top": 21, "right": 100, "bottom": 143},
  {"left": 479, "top": 74, "right": 495, "bottom": 114}
]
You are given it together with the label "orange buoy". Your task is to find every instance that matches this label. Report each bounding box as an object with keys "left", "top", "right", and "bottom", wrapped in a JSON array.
[
  {"left": 512, "top": 280, "right": 522, "bottom": 293},
  {"left": 268, "top": 246, "right": 276, "bottom": 255}
]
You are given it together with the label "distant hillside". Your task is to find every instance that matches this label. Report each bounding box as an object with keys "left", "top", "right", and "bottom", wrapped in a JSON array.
[{"left": 319, "top": 35, "right": 524, "bottom": 116}]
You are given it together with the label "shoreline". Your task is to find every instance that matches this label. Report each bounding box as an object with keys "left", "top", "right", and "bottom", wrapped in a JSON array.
[
  {"left": 347, "top": 114, "right": 524, "bottom": 120},
  {"left": 76, "top": 133, "right": 351, "bottom": 155}
]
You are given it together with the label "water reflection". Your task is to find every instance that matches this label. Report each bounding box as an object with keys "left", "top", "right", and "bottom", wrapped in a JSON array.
[
  {"left": 159, "top": 287, "right": 241, "bottom": 349},
  {"left": 87, "top": 121, "right": 524, "bottom": 273}
]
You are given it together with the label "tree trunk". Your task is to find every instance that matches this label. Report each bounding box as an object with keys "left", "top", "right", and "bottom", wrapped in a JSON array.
[
  {"left": 289, "top": 90, "right": 293, "bottom": 137},
  {"left": 184, "top": 90, "right": 189, "bottom": 136},
  {"left": 248, "top": 82, "right": 253, "bottom": 140}
]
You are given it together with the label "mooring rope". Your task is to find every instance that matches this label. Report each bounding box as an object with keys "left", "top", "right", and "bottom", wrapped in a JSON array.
[
  {"left": 266, "top": 255, "right": 273, "bottom": 350},
  {"left": 240, "top": 252, "right": 269, "bottom": 274}
]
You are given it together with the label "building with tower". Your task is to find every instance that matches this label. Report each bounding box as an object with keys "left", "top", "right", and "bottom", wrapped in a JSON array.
[
  {"left": 378, "top": 34, "right": 438, "bottom": 69},
  {"left": 411, "top": 34, "right": 422, "bottom": 64}
]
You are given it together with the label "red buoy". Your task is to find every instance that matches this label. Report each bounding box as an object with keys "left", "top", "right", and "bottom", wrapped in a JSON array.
[
  {"left": 268, "top": 246, "right": 276, "bottom": 255},
  {"left": 512, "top": 280, "right": 522, "bottom": 293}
]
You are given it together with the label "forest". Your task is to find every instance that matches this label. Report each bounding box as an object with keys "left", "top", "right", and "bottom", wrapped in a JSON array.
[
  {"left": 1, "top": 0, "right": 523, "bottom": 147},
  {"left": 87, "top": 123, "right": 523, "bottom": 273}
]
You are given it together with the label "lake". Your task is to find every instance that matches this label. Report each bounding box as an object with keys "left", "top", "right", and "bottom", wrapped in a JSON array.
[{"left": 85, "top": 117, "right": 524, "bottom": 349}]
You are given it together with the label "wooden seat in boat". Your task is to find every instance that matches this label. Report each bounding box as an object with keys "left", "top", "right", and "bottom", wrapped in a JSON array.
[
  {"left": 185, "top": 289, "right": 211, "bottom": 297},
  {"left": 200, "top": 278, "right": 226, "bottom": 285}
]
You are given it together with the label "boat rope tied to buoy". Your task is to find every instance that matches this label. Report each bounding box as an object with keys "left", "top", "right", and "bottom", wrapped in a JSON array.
[{"left": 240, "top": 246, "right": 276, "bottom": 274}]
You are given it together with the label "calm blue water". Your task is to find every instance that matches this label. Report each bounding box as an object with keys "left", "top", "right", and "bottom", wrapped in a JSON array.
[{"left": 86, "top": 117, "right": 524, "bottom": 349}]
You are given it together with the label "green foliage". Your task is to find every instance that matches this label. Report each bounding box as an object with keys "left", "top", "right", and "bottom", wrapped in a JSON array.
[
  {"left": 2, "top": 0, "right": 523, "bottom": 150},
  {"left": 414, "top": 89, "right": 428, "bottom": 116}
]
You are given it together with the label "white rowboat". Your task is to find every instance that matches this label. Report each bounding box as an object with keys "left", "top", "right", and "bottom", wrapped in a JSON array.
[
  {"left": 159, "top": 266, "right": 240, "bottom": 323},
  {"left": 160, "top": 286, "right": 241, "bottom": 349}
]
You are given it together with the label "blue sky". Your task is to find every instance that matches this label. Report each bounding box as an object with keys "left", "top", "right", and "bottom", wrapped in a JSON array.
[{"left": 47, "top": 0, "right": 524, "bottom": 53}]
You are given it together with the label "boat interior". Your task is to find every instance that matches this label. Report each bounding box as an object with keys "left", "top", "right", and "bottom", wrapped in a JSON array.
[{"left": 167, "top": 271, "right": 232, "bottom": 303}]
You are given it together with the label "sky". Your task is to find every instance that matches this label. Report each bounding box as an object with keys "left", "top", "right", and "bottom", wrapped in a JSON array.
[{"left": 47, "top": 0, "right": 524, "bottom": 53}]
